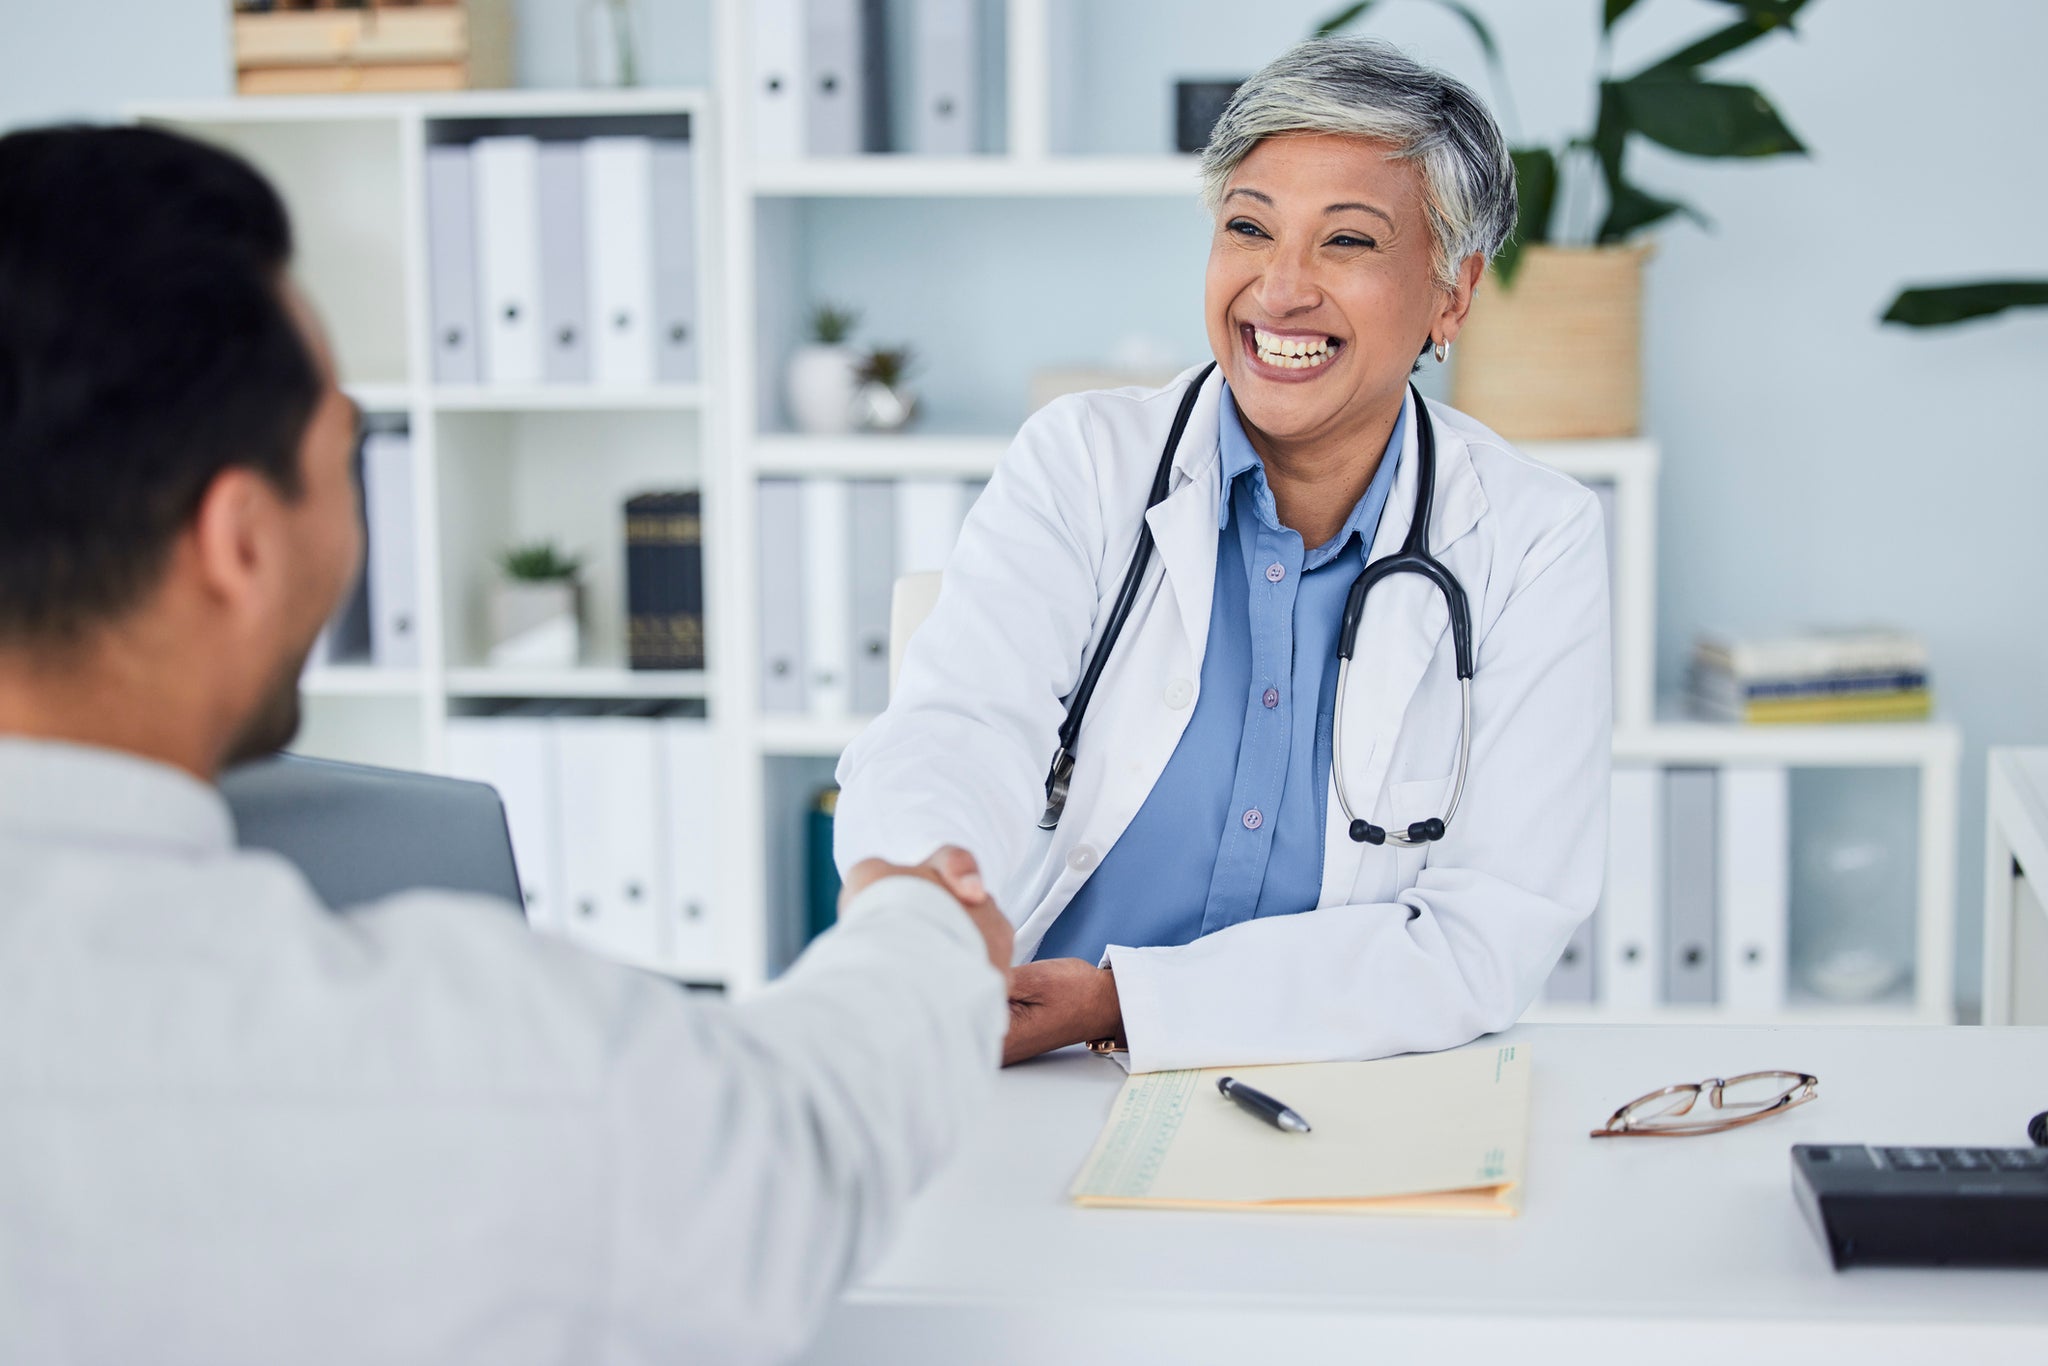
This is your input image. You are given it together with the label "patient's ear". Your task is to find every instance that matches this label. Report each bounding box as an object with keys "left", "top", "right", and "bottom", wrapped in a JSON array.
[{"left": 187, "top": 465, "right": 292, "bottom": 627}]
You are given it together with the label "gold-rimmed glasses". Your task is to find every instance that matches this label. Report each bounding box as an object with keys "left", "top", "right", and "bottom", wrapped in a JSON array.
[{"left": 1591, "top": 1070, "right": 1819, "bottom": 1138}]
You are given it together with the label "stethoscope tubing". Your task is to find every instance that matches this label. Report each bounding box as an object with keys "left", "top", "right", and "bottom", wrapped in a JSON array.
[{"left": 1041, "top": 369, "right": 1475, "bottom": 847}]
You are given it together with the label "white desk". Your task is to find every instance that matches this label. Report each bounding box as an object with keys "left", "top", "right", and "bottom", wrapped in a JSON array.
[
  {"left": 797, "top": 1025, "right": 2048, "bottom": 1365},
  {"left": 1987, "top": 748, "right": 2048, "bottom": 1025}
]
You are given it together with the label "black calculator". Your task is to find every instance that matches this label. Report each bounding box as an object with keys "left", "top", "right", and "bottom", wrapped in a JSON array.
[{"left": 1792, "top": 1143, "right": 2048, "bottom": 1269}]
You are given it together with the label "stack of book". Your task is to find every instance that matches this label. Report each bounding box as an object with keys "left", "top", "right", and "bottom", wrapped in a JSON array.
[{"left": 1689, "top": 630, "right": 1932, "bottom": 724}]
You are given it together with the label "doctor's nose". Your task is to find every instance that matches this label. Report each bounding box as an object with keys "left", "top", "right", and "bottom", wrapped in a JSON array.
[{"left": 1253, "top": 251, "right": 1324, "bottom": 318}]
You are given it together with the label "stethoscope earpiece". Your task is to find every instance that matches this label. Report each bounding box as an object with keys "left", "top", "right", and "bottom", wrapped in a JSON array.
[
  {"left": 2029, "top": 1110, "right": 2047, "bottom": 1147},
  {"left": 1349, "top": 820, "right": 1383, "bottom": 846}
]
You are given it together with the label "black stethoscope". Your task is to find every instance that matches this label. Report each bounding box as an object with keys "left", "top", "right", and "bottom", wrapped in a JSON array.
[{"left": 1039, "top": 361, "right": 1475, "bottom": 848}]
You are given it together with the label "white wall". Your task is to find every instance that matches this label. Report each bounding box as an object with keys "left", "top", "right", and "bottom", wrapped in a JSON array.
[{"left": 2, "top": 0, "right": 2041, "bottom": 1010}]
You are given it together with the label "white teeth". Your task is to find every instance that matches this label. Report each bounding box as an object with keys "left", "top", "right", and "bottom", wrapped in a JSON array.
[{"left": 1251, "top": 327, "right": 1336, "bottom": 369}]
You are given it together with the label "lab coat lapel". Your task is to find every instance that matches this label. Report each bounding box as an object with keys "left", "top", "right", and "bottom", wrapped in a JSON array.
[
  {"left": 1143, "top": 373, "right": 1225, "bottom": 657},
  {"left": 1318, "top": 394, "right": 1488, "bottom": 906}
]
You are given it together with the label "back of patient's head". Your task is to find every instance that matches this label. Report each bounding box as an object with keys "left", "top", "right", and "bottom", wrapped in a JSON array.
[{"left": 0, "top": 124, "right": 321, "bottom": 647}]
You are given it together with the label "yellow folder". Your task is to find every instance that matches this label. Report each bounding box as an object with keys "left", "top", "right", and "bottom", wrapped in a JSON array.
[{"left": 1069, "top": 1042, "right": 1530, "bottom": 1217}]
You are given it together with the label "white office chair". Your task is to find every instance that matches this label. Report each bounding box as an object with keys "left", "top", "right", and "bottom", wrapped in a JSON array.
[{"left": 888, "top": 571, "right": 944, "bottom": 699}]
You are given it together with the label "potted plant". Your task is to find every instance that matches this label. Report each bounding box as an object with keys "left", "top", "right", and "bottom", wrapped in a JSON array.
[
  {"left": 786, "top": 302, "right": 862, "bottom": 435},
  {"left": 852, "top": 344, "right": 920, "bottom": 432},
  {"left": 488, "top": 541, "right": 584, "bottom": 670},
  {"left": 1317, "top": 0, "right": 1812, "bottom": 439},
  {"left": 1882, "top": 280, "right": 2048, "bottom": 327}
]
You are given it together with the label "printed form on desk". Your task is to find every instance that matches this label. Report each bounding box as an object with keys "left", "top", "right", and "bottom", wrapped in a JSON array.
[{"left": 1070, "top": 1043, "right": 1530, "bottom": 1216}]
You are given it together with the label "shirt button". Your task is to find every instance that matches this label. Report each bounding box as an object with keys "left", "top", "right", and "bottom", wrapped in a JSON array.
[
  {"left": 1265, "top": 562, "right": 1286, "bottom": 583},
  {"left": 1262, "top": 687, "right": 1280, "bottom": 709},
  {"left": 1066, "top": 845, "right": 1098, "bottom": 873},
  {"left": 1164, "top": 678, "right": 1194, "bottom": 709},
  {"left": 1242, "top": 808, "right": 1263, "bottom": 831}
]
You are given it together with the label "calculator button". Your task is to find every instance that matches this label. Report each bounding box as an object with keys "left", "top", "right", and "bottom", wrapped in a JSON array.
[
  {"left": 1990, "top": 1148, "right": 2048, "bottom": 1170},
  {"left": 1940, "top": 1148, "right": 1992, "bottom": 1171},
  {"left": 1881, "top": 1147, "right": 1942, "bottom": 1171}
]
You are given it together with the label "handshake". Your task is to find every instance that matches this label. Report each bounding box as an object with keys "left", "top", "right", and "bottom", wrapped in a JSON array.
[{"left": 841, "top": 848, "right": 1124, "bottom": 1066}]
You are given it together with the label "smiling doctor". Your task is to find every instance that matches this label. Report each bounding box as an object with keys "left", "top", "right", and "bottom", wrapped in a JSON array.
[{"left": 834, "top": 36, "right": 1611, "bottom": 1073}]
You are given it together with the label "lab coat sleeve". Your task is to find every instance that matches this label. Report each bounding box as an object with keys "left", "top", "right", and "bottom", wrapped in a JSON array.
[
  {"left": 831, "top": 395, "right": 1111, "bottom": 897},
  {"left": 1104, "top": 490, "right": 1610, "bottom": 1074},
  {"left": 600, "top": 874, "right": 1007, "bottom": 1362}
]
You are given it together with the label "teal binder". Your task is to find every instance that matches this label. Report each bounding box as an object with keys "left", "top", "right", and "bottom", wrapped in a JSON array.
[{"left": 805, "top": 787, "right": 841, "bottom": 943}]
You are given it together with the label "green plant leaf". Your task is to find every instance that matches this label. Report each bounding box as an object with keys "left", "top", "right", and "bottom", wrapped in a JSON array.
[
  {"left": 1639, "top": 0, "right": 1811, "bottom": 77},
  {"left": 1314, "top": 1, "right": 1377, "bottom": 37},
  {"left": 1597, "top": 176, "right": 1706, "bottom": 244},
  {"left": 1495, "top": 146, "right": 1557, "bottom": 288},
  {"left": 1704, "top": 0, "right": 1807, "bottom": 29},
  {"left": 1612, "top": 76, "right": 1805, "bottom": 158},
  {"left": 1881, "top": 281, "right": 2048, "bottom": 327},
  {"left": 1604, "top": 0, "right": 1645, "bottom": 30}
]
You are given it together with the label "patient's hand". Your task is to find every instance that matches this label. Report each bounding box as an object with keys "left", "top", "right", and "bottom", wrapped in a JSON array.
[
  {"left": 841, "top": 846, "right": 1013, "bottom": 978},
  {"left": 1003, "top": 958, "right": 1122, "bottom": 1066}
]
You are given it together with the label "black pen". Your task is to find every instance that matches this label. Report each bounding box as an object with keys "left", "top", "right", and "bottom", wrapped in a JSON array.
[{"left": 1217, "top": 1076, "right": 1312, "bottom": 1134}]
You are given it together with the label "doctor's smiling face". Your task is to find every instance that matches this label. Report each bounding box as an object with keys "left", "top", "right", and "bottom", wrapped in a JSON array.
[{"left": 1205, "top": 132, "right": 1482, "bottom": 462}]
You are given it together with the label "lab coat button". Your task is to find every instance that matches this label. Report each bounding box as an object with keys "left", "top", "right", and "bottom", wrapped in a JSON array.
[
  {"left": 1164, "top": 678, "right": 1194, "bottom": 708},
  {"left": 1066, "top": 845, "right": 1098, "bottom": 873},
  {"left": 1242, "top": 808, "right": 1263, "bottom": 830},
  {"left": 1265, "top": 562, "right": 1286, "bottom": 583}
]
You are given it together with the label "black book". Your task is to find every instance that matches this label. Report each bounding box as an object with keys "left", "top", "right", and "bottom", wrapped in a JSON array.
[{"left": 624, "top": 491, "right": 704, "bottom": 671}]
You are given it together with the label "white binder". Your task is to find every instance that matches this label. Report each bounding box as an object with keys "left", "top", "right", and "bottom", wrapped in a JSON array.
[
  {"left": 535, "top": 140, "right": 590, "bottom": 386},
  {"left": 471, "top": 136, "right": 542, "bottom": 387},
  {"left": 1663, "top": 767, "right": 1720, "bottom": 1005},
  {"left": 1602, "top": 764, "right": 1662, "bottom": 1009},
  {"left": 912, "top": 0, "right": 976, "bottom": 155},
  {"left": 443, "top": 717, "right": 562, "bottom": 933},
  {"left": 804, "top": 0, "right": 866, "bottom": 156},
  {"left": 801, "top": 478, "right": 854, "bottom": 719},
  {"left": 360, "top": 430, "right": 419, "bottom": 669},
  {"left": 658, "top": 717, "right": 720, "bottom": 973},
  {"left": 648, "top": 138, "right": 699, "bottom": 385},
  {"left": 751, "top": 0, "right": 805, "bottom": 159},
  {"left": 1718, "top": 764, "right": 1790, "bottom": 1014},
  {"left": 847, "top": 480, "right": 896, "bottom": 715},
  {"left": 895, "top": 478, "right": 969, "bottom": 574},
  {"left": 757, "top": 479, "right": 808, "bottom": 714},
  {"left": 584, "top": 136, "right": 656, "bottom": 388},
  {"left": 555, "top": 715, "right": 667, "bottom": 967},
  {"left": 424, "top": 144, "right": 481, "bottom": 384}
]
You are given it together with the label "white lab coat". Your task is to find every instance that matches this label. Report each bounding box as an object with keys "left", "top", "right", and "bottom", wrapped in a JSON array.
[{"left": 835, "top": 366, "right": 1610, "bottom": 1073}]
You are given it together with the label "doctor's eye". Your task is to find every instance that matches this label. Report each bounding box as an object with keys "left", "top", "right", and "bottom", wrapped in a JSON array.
[
  {"left": 1327, "top": 232, "right": 1377, "bottom": 250},
  {"left": 1225, "top": 218, "right": 1269, "bottom": 239}
]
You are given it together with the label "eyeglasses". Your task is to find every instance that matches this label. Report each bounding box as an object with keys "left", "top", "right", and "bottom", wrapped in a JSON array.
[{"left": 1591, "top": 1070, "right": 1819, "bottom": 1138}]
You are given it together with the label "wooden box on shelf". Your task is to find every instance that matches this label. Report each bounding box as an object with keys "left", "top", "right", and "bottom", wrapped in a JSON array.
[{"left": 232, "top": 0, "right": 512, "bottom": 95}]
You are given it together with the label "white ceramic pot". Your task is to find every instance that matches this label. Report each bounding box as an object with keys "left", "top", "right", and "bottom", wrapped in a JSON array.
[
  {"left": 853, "top": 381, "right": 920, "bottom": 432},
  {"left": 786, "top": 344, "right": 860, "bottom": 434},
  {"left": 487, "top": 580, "right": 581, "bottom": 669}
]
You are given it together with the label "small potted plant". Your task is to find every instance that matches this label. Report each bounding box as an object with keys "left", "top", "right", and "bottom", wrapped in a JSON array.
[
  {"left": 488, "top": 541, "right": 584, "bottom": 670},
  {"left": 786, "top": 302, "right": 862, "bottom": 434},
  {"left": 853, "top": 344, "right": 920, "bottom": 431}
]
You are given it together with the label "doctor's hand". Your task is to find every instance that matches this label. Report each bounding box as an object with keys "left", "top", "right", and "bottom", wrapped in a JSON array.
[
  {"left": 840, "top": 846, "right": 1014, "bottom": 978},
  {"left": 1002, "top": 958, "right": 1123, "bottom": 1066}
]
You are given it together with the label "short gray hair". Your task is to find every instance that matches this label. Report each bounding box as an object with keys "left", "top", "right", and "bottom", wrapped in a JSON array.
[{"left": 1200, "top": 36, "right": 1516, "bottom": 293}]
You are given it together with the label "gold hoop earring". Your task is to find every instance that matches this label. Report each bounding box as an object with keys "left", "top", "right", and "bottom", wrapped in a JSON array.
[{"left": 1433, "top": 340, "right": 1450, "bottom": 364}]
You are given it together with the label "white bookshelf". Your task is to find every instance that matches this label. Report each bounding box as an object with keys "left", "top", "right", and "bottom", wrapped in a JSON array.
[{"left": 137, "top": 0, "right": 1962, "bottom": 1020}]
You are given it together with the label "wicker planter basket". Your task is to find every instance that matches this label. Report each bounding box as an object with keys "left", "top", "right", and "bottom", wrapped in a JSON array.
[{"left": 1449, "top": 242, "right": 1651, "bottom": 441}]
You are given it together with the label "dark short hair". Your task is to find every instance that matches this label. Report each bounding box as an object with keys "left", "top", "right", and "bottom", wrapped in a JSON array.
[{"left": 0, "top": 123, "right": 322, "bottom": 643}]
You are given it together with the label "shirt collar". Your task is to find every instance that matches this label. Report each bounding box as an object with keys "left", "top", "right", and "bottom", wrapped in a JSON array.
[
  {"left": 0, "top": 737, "right": 234, "bottom": 857},
  {"left": 1215, "top": 383, "right": 1407, "bottom": 567}
]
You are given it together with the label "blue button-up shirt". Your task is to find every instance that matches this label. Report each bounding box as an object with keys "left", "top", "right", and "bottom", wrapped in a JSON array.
[{"left": 1035, "top": 385, "right": 1405, "bottom": 964}]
